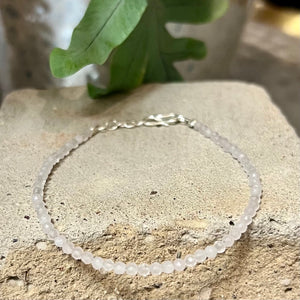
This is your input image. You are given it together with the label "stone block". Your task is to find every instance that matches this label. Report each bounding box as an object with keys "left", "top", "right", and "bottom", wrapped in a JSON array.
[{"left": 0, "top": 82, "right": 299, "bottom": 299}]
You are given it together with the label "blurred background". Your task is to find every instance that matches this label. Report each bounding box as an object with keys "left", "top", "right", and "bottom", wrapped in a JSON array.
[{"left": 0, "top": 0, "right": 299, "bottom": 134}]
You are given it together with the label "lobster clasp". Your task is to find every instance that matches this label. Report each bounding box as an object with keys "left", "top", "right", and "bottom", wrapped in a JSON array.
[{"left": 143, "top": 113, "right": 181, "bottom": 127}]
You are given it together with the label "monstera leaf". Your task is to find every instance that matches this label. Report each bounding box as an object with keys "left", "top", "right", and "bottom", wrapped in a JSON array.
[
  {"left": 50, "top": 0, "right": 147, "bottom": 77},
  {"left": 50, "top": 0, "right": 228, "bottom": 98}
]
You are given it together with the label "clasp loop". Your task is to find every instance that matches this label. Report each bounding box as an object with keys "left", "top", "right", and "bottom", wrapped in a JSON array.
[{"left": 143, "top": 113, "right": 183, "bottom": 127}]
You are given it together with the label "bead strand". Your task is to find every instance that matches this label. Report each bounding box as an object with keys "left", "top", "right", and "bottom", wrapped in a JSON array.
[{"left": 32, "top": 114, "right": 262, "bottom": 276}]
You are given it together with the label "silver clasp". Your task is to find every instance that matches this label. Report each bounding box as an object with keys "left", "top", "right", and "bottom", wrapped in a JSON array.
[
  {"left": 143, "top": 113, "right": 182, "bottom": 127},
  {"left": 90, "top": 113, "right": 196, "bottom": 136}
]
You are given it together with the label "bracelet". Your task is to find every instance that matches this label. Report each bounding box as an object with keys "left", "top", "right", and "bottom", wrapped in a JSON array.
[{"left": 32, "top": 113, "right": 262, "bottom": 276}]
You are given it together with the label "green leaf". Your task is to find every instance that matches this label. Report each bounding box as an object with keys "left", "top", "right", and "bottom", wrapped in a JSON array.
[
  {"left": 88, "top": 0, "right": 228, "bottom": 98},
  {"left": 88, "top": 13, "right": 150, "bottom": 98},
  {"left": 161, "top": 0, "right": 229, "bottom": 23},
  {"left": 50, "top": 0, "right": 147, "bottom": 78}
]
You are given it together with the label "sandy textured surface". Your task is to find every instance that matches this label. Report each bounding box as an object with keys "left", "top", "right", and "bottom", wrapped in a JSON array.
[{"left": 0, "top": 82, "right": 299, "bottom": 300}]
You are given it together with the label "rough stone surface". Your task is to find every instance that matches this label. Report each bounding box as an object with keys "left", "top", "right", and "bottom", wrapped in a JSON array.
[{"left": 0, "top": 82, "right": 299, "bottom": 300}]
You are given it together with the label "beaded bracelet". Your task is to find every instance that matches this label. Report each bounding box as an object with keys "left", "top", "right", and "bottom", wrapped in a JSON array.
[{"left": 32, "top": 113, "right": 262, "bottom": 276}]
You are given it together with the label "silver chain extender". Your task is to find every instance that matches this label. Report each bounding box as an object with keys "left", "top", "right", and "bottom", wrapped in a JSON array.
[{"left": 90, "top": 113, "right": 197, "bottom": 135}]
